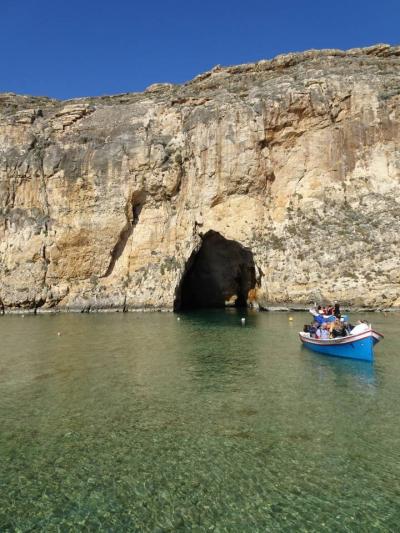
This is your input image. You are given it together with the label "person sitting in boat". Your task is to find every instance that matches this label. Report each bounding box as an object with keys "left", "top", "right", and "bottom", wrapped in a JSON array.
[
  {"left": 312, "top": 309, "right": 329, "bottom": 325},
  {"left": 310, "top": 305, "right": 335, "bottom": 324},
  {"left": 319, "top": 323, "right": 330, "bottom": 340},
  {"left": 309, "top": 306, "right": 321, "bottom": 318},
  {"left": 330, "top": 318, "right": 343, "bottom": 338},
  {"left": 330, "top": 318, "right": 350, "bottom": 338},
  {"left": 341, "top": 319, "right": 352, "bottom": 336},
  {"left": 350, "top": 320, "right": 370, "bottom": 336},
  {"left": 334, "top": 302, "right": 341, "bottom": 318},
  {"left": 309, "top": 322, "right": 318, "bottom": 338}
]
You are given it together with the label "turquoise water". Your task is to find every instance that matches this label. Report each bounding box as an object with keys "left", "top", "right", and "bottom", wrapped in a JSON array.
[{"left": 0, "top": 310, "right": 399, "bottom": 531}]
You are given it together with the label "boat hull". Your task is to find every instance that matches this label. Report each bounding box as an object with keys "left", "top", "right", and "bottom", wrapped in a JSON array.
[{"left": 299, "top": 329, "right": 383, "bottom": 362}]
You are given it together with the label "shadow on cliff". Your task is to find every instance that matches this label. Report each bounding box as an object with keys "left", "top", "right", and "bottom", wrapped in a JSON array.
[
  {"left": 102, "top": 192, "right": 146, "bottom": 278},
  {"left": 174, "top": 231, "right": 257, "bottom": 311}
]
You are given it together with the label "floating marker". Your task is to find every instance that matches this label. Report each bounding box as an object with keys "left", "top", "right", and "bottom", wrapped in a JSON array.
[
  {"left": 241, "top": 318, "right": 246, "bottom": 326},
  {"left": 177, "top": 317, "right": 181, "bottom": 321},
  {"left": 289, "top": 316, "right": 293, "bottom": 321},
  {"left": 57, "top": 332, "right": 61, "bottom": 336}
]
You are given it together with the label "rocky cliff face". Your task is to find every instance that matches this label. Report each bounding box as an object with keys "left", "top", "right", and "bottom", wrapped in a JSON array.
[{"left": 1, "top": 44, "right": 400, "bottom": 312}]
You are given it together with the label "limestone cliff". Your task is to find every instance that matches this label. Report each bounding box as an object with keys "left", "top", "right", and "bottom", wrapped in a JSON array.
[{"left": 1, "top": 44, "right": 400, "bottom": 312}]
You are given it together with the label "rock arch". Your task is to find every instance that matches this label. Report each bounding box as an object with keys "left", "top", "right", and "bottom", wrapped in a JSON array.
[{"left": 174, "top": 231, "right": 257, "bottom": 311}]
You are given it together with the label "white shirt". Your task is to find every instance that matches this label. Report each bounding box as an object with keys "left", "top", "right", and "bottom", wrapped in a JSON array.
[{"left": 350, "top": 323, "right": 370, "bottom": 335}]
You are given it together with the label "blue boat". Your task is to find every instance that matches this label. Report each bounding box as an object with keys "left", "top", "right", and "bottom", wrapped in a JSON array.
[{"left": 299, "top": 328, "right": 384, "bottom": 362}]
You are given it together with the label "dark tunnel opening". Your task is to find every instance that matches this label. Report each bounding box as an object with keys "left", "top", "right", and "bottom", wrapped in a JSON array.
[{"left": 174, "top": 231, "right": 257, "bottom": 311}]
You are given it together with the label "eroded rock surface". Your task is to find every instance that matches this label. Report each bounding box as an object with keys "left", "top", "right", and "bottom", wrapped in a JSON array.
[{"left": 1, "top": 44, "right": 400, "bottom": 312}]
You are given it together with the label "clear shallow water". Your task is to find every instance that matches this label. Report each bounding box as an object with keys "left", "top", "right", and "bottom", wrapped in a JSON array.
[{"left": 0, "top": 310, "right": 399, "bottom": 531}]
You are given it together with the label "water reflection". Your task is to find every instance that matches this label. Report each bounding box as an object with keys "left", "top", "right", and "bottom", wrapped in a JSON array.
[
  {"left": 174, "top": 309, "right": 258, "bottom": 390},
  {"left": 1, "top": 311, "right": 399, "bottom": 531},
  {"left": 302, "top": 347, "right": 377, "bottom": 389}
]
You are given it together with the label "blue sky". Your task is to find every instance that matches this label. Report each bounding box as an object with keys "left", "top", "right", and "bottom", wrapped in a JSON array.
[{"left": 1, "top": 0, "right": 399, "bottom": 99}]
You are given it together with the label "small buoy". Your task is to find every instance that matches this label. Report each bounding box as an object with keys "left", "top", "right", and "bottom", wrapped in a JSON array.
[
  {"left": 21, "top": 314, "right": 25, "bottom": 318},
  {"left": 177, "top": 317, "right": 181, "bottom": 321},
  {"left": 57, "top": 332, "right": 61, "bottom": 336},
  {"left": 241, "top": 318, "right": 246, "bottom": 326},
  {"left": 289, "top": 316, "right": 293, "bottom": 321}
]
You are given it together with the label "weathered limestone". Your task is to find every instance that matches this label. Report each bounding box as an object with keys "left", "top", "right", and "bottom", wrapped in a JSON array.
[{"left": 1, "top": 44, "right": 400, "bottom": 312}]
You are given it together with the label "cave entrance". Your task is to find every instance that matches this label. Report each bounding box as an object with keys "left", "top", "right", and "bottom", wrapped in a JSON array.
[{"left": 174, "top": 231, "right": 257, "bottom": 311}]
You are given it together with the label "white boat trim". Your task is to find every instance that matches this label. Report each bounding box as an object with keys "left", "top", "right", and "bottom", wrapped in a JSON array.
[{"left": 299, "top": 328, "right": 384, "bottom": 346}]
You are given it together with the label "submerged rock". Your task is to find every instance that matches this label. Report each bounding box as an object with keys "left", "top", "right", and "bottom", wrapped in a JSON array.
[{"left": 1, "top": 45, "right": 400, "bottom": 311}]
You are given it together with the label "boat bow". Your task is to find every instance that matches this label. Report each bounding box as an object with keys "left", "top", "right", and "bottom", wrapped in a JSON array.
[{"left": 299, "top": 328, "right": 383, "bottom": 362}]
